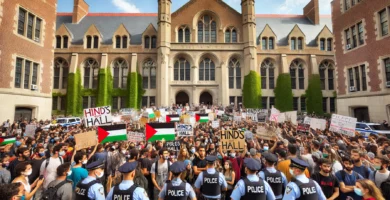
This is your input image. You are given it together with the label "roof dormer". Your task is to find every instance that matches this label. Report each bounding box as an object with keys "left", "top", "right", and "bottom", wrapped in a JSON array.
[
  {"left": 316, "top": 25, "right": 333, "bottom": 51},
  {"left": 288, "top": 25, "right": 306, "bottom": 50},
  {"left": 113, "top": 24, "right": 130, "bottom": 49},
  {"left": 55, "top": 24, "right": 73, "bottom": 49},
  {"left": 142, "top": 23, "right": 158, "bottom": 49},
  {"left": 84, "top": 24, "right": 102, "bottom": 49},
  {"left": 258, "top": 24, "right": 277, "bottom": 50}
]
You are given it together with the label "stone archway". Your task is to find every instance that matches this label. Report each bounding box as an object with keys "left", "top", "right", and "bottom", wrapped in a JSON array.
[
  {"left": 176, "top": 92, "right": 189, "bottom": 106},
  {"left": 199, "top": 92, "right": 213, "bottom": 105}
]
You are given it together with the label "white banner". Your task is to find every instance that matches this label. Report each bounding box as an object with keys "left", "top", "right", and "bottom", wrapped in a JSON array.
[
  {"left": 84, "top": 106, "right": 112, "bottom": 127},
  {"left": 269, "top": 107, "right": 280, "bottom": 122},
  {"left": 310, "top": 118, "right": 327, "bottom": 131},
  {"left": 234, "top": 116, "right": 242, "bottom": 122},
  {"left": 212, "top": 121, "right": 220, "bottom": 128},
  {"left": 277, "top": 111, "right": 298, "bottom": 125},
  {"left": 329, "top": 114, "right": 357, "bottom": 137},
  {"left": 304, "top": 117, "right": 311, "bottom": 125},
  {"left": 176, "top": 124, "right": 193, "bottom": 136},
  {"left": 25, "top": 125, "right": 37, "bottom": 137}
]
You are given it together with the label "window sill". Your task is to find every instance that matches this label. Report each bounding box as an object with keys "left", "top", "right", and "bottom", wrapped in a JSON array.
[
  {"left": 14, "top": 33, "right": 43, "bottom": 47},
  {"left": 377, "top": 33, "right": 390, "bottom": 41},
  {"left": 344, "top": 43, "right": 366, "bottom": 54}
]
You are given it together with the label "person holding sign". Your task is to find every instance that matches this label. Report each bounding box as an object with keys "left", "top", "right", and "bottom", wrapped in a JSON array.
[
  {"left": 194, "top": 155, "right": 228, "bottom": 200},
  {"left": 158, "top": 161, "right": 196, "bottom": 200}
]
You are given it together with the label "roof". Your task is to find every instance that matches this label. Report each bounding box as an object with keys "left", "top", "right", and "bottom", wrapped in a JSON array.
[{"left": 56, "top": 13, "right": 332, "bottom": 46}]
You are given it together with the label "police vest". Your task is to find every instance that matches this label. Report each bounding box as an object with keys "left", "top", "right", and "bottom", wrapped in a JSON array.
[
  {"left": 241, "top": 177, "right": 266, "bottom": 200},
  {"left": 201, "top": 171, "right": 220, "bottom": 196},
  {"left": 291, "top": 178, "right": 319, "bottom": 200},
  {"left": 165, "top": 181, "right": 187, "bottom": 200},
  {"left": 111, "top": 184, "right": 138, "bottom": 200},
  {"left": 263, "top": 169, "right": 283, "bottom": 196},
  {"left": 75, "top": 179, "right": 100, "bottom": 200}
]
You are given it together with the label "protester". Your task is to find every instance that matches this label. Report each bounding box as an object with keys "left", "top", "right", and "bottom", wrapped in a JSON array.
[
  {"left": 311, "top": 158, "right": 340, "bottom": 200},
  {"left": 151, "top": 148, "right": 172, "bottom": 200},
  {"left": 12, "top": 161, "right": 44, "bottom": 200},
  {"left": 356, "top": 179, "right": 385, "bottom": 200},
  {"left": 45, "top": 162, "right": 73, "bottom": 200},
  {"left": 0, "top": 182, "right": 25, "bottom": 200}
]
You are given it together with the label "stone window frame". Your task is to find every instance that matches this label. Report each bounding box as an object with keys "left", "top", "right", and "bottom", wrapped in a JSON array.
[
  {"left": 85, "top": 35, "right": 100, "bottom": 49},
  {"left": 178, "top": 25, "right": 191, "bottom": 43},
  {"left": 114, "top": 35, "right": 129, "bottom": 49},
  {"left": 228, "top": 58, "right": 241, "bottom": 89},
  {"left": 344, "top": 20, "right": 365, "bottom": 51},
  {"left": 224, "top": 26, "right": 238, "bottom": 43},
  {"left": 347, "top": 64, "right": 368, "bottom": 93},
  {"left": 82, "top": 96, "right": 96, "bottom": 109},
  {"left": 260, "top": 58, "right": 276, "bottom": 90},
  {"left": 197, "top": 14, "right": 217, "bottom": 43},
  {"left": 199, "top": 57, "right": 216, "bottom": 81},
  {"left": 381, "top": 57, "right": 390, "bottom": 89},
  {"left": 289, "top": 59, "right": 306, "bottom": 90},
  {"left": 112, "top": 58, "right": 129, "bottom": 89},
  {"left": 16, "top": 6, "right": 43, "bottom": 44},
  {"left": 53, "top": 58, "right": 69, "bottom": 89},
  {"left": 141, "top": 96, "right": 155, "bottom": 107},
  {"left": 112, "top": 96, "right": 127, "bottom": 110},
  {"left": 342, "top": 0, "right": 363, "bottom": 12},
  {"left": 55, "top": 35, "right": 69, "bottom": 49},
  {"left": 14, "top": 56, "right": 40, "bottom": 90},
  {"left": 319, "top": 60, "right": 335, "bottom": 91},
  {"left": 82, "top": 58, "right": 99, "bottom": 89},
  {"left": 174, "top": 58, "right": 191, "bottom": 81},
  {"left": 144, "top": 35, "right": 157, "bottom": 49},
  {"left": 52, "top": 96, "right": 66, "bottom": 111},
  {"left": 376, "top": 7, "right": 390, "bottom": 40},
  {"left": 142, "top": 59, "right": 157, "bottom": 89}
]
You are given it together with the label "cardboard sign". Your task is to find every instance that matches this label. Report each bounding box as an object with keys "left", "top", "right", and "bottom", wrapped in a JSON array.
[
  {"left": 25, "top": 125, "right": 37, "bottom": 137},
  {"left": 176, "top": 124, "right": 193, "bottom": 136},
  {"left": 330, "top": 114, "right": 357, "bottom": 137},
  {"left": 234, "top": 116, "right": 242, "bottom": 122},
  {"left": 75, "top": 131, "right": 98, "bottom": 150},
  {"left": 216, "top": 110, "right": 225, "bottom": 116},
  {"left": 84, "top": 106, "right": 112, "bottom": 127},
  {"left": 127, "top": 131, "right": 145, "bottom": 143},
  {"left": 208, "top": 113, "right": 215, "bottom": 121},
  {"left": 212, "top": 121, "right": 220, "bottom": 128},
  {"left": 297, "top": 123, "right": 310, "bottom": 133},
  {"left": 245, "top": 130, "right": 253, "bottom": 140},
  {"left": 220, "top": 130, "right": 245, "bottom": 151},
  {"left": 277, "top": 111, "right": 298, "bottom": 125},
  {"left": 257, "top": 111, "right": 268, "bottom": 122},
  {"left": 256, "top": 126, "right": 275, "bottom": 140},
  {"left": 310, "top": 118, "right": 327, "bottom": 131},
  {"left": 165, "top": 140, "right": 181, "bottom": 151}
]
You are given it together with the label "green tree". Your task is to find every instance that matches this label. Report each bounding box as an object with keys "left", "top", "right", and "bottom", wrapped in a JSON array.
[
  {"left": 242, "top": 71, "right": 262, "bottom": 108},
  {"left": 274, "top": 73, "right": 293, "bottom": 112},
  {"left": 306, "top": 74, "right": 324, "bottom": 115}
]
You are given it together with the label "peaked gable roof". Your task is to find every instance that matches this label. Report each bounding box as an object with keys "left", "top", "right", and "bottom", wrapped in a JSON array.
[
  {"left": 259, "top": 24, "right": 277, "bottom": 38},
  {"left": 172, "top": 0, "right": 241, "bottom": 17},
  {"left": 85, "top": 24, "right": 103, "bottom": 38},
  {"left": 143, "top": 23, "right": 157, "bottom": 35},
  {"left": 315, "top": 25, "right": 333, "bottom": 39},
  {"left": 56, "top": 23, "right": 73, "bottom": 38},
  {"left": 113, "top": 23, "right": 131, "bottom": 37},
  {"left": 287, "top": 24, "right": 306, "bottom": 38}
]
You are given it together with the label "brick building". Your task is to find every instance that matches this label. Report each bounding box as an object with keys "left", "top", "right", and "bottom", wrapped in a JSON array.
[
  {"left": 332, "top": 0, "right": 390, "bottom": 122},
  {"left": 0, "top": 0, "right": 57, "bottom": 122},
  {"left": 52, "top": 0, "right": 336, "bottom": 116}
]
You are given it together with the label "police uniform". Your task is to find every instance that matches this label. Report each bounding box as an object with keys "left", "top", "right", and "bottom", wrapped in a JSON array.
[
  {"left": 75, "top": 159, "right": 105, "bottom": 200},
  {"left": 106, "top": 161, "right": 149, "bottom": 200},
  {"left": 158, "top": 161, "right": 196, "bottom": 200},
  {"left": 258, "top": 153, "right": 287, "bottom": 200},
  {"left": 231, "top": 158, "right": 276, "bottom": 200},
  {"left": 194, "top": 156, "right": 227, "bottom": 200},
  {"left": 282, "top": 158, "right": 326, "bottom": 200}
]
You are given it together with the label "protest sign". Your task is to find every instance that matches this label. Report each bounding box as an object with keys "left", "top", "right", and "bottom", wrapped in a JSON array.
[
  {"left": 75, "top": 131, "right": 98, "bottom": 150},
  {"left": 127, "top": 132, "right": 145, "bottom": 143},
  {"left": 208, "top": 113, "right": 215, "bottom": 121},
  {"left": 234, "top": 116, "right": 242, "bottom": 122},
  {"left": 164, "top": 140, "right": 181, "bottom": 151},
  {"left": 310, "top": 118, "right": 327, "bottom": 131},
  {"left": 245, "top": 130, "right": 253, "bottom": 140},
  {"left": 84, "top": 106, "right": 112, "bottom": 127},
  {"left": 25, "top": 125, "right": 37, "bottom": 137},
  {"left": 241, "top": 113, "right": 247, "bottom": 119},
  {"left": 304, "top": 117, "right": 311, "bottom": 125},
  {"left": 220, "top": 130, "right": 245, "bottom": 151},
  {"left": 297, "top": 123, "right": 310, "bottom": 133},
  {"left": 256, "top": 126, "right": 275, "bottom": 140},
  {"left": 257, "top": 110, "right": 268, "bottom": 122},
  {"left": 329, "top": 114, "right": 357, "bottom": 137},
  {"left": 216, "top": 110, "right": 225, "bottom": 116},
  {"left": 277, "top": 111, "right": 297, "bottom": 125},
  {"left": 212, "top": 121, "right": 220, "bottom": 128},
  {"left": 176, "top": 124, "right": 193, "bottom": 136},
  {"left": 269, "top": 107, "right": 280, "bottom": 122}
]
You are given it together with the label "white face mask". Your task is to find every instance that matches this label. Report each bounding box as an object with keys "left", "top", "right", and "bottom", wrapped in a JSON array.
[
  {"left": 96, "top": 171, "right": 104, "bottom": 178},
  {"left": 121, "top": 150, "right": 127, "bottom": 154},
  {"left": 230, "top": 153, "right": 236, "bottom": 158},
  {"left": 24, "top": 169, "right": 32, "bottom": 176},
  {"left": 82, "top": 160, "right": 87, "bottom": 164},
  {"left": 59, "top": 151, "right": 65, "bottom": 156},
  {"left": 67, "top": 170, "right": 72, "bottom": 176},
  {"left": 289, "top": 168, "right": 295, "bottom": 177}
]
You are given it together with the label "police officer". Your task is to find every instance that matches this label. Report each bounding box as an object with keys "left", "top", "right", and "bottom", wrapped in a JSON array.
[
  {"left": 158, "top": 161, "right": 196, "bottom": 200},
  {"left": 231, "top": 158, "right": 275, "bottom": 200},
  {"left": 282, "top": 158, "right": 326, "bottom": 200},
  {"left": 194, "top": 155, "right": 227, "bottom": 200},
  {"left": 259, "top": 153, "right": 287, "bottom": 200},
  {"left": 105, "top": 161, "right": 149, "bottom": 200},
  {"left": 75, "top": 159, "right": 105, "bottom": 200}
]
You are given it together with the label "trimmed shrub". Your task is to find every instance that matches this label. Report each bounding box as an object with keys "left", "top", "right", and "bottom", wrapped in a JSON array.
[
  {"left": 274, "top": 73, "right": 293, "bottom": 112},
  {"left": 66, "top": 68, "right": 82, "bottom": 116},
  {"left": 96, "top": 68, "right": 113, "bottom": 107},
  {"left": 242, "top": 71, "right": 262, "bottom": 108},
  {"left": 128, "top": 72, "right": 138, "bottom": 109},
  {"left": 137, "top": 73, "right": 145, "bottom": 109},
  {"left": 306, "top": 74, "right": 324, "bottom": 115}
]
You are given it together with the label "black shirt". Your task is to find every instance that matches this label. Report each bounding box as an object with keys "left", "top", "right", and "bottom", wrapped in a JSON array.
[
  {"left": 140, "top": 157, "right": 153, "bottom": 188},
  {"left": 29, "top": 158, "right": 44, "bottom": 184},
  {"left": 192, "top": 156, "right": 207, "bottom": 180},
  {"left": 311, "top": 172, "right": 339, "bottom": 198}
]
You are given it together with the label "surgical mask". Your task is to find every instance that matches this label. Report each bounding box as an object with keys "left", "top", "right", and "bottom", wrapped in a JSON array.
[
  {"left": 15, "top": 141, "right": 22, "bottom": 147},
  {"left": 217, "top": 155, "right": 222, "bottom": 160},
  {"left": 374, "top": 165, "right": 381, "bottom": 170},
  {"left": 322, "top": 153, "right": 329, "bottom": 158},
  {"left": 59, "top": 151, "right": 65, "bottom": 156},
  {"left": 24, "top": 169, "right": 32, "bottom": 176},
  {"left": 18, "top": 195, "right": 26, "bottom": 200},
  {"left": 289, "top": 169, "right": 295, "bottom": 177},
  {"left": 121, "top": 150, "right": 127, "bottom": 154},
  {"left": 69, "top": 136, "right": 74, "bottom": 139},
  {"left": 164, "top": 156, "right": 169, "bottom": 160},
  {"left": 230, "top": 153, "right": 236, "bottom": 158},
  {"left": 190, "top": 149, "right": 195, "bottom": 154},
  {"left": 354, "top": 187, "right": 363, "bottom": 196},
  {"left": 263, "top": 146, "right": 269, "bottom": 151},
  {"left": 82, "top": 160, "right": 88, "bottom": 164},
  {"left": 67, "top": 170, "right": 72, "bottom": 176},
  {"left": 38, "top": 152, "right": 45, "bottom": 157},
  {"left": 96, "top": 171, "right": 104, "bottom": 178}
]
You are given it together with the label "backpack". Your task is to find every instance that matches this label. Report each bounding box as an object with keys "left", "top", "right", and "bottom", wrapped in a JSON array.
[
  {"left": 154, "top": 160, "right": 170, "bottom": 174},
  {"left": 133, "top": 168, "right": 148, "bottom": 190},
  {"left": 45, "top": 157, "right": 63, "bottom": 169},
  {"left": 41, "top": 180, "right": 69, "bottom": 200},
  {"left": 374, "top": 171, "right": 390, "bottom": 199}
]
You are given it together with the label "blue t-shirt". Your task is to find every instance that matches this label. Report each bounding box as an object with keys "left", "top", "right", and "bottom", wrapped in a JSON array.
[
  {"left": 67, "top": 166, "right": 88, "bottom": 189},
  {"left": 353, "top": 165, "right": 371, "bottom": 179},
  {"left": 335, "top": 170, "right": 363, "bottom": 200}
]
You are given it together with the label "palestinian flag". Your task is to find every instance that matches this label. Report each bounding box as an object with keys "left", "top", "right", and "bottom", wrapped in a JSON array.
[
  {"left": 146, "top": 123, "right": 175, "bottom": 142},
  {"left": 146, "top": 108, "right": 155, "bottom": 118},
  {"left": 166, "top": 115, "right": 180, "bottom": 123},
  {"left": 0, "top": 136, "right": 16, "bottom": 146},
  {"left": 98, "top": 124, "right": 127, "bottom": 143},
  {"left": 195, "top": 114, "right": 209, "bottom": 123}
]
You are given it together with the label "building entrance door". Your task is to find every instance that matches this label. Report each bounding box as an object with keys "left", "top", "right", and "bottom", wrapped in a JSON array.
[
  {"left": 199, "top": 92, "right": 213, "bottom": 105},
  {"left": 354, "top": 107, "right": 370, "bottom": 122},
  {"left": 176, "top": 92, "right": 189, "bottom": 106},
  {"left": 14, "top": 107, "right": 33, "bottom": 122}
]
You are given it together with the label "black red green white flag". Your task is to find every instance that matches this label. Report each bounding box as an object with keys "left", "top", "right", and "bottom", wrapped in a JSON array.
[{"left": 146, "top": 123, "right": 175, "bottom": 142}]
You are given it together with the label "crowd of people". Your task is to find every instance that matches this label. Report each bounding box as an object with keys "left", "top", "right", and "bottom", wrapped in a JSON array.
[{"left": 0, "top": 105, "right": 389, "bottom": 200}]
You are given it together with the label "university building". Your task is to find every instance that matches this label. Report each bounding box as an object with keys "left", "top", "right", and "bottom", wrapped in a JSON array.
[{"left": 332, "top": 0, "right": 390, "bottom": 122}]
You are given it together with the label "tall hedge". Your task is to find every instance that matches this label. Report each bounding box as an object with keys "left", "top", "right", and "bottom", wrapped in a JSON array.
[
  {"left": 128, "top": 72, "right": 138, "bottom": 109},
  {"left": 242, "top": 71, "right": 262, "bottom": 108},
  {"left": 66, "top": 68, "right": 82, "bottom": 116},
  {"left": 96, "top": 68, "right": 113, "bottom": 107},
  {"left": 274, "top": 73, "right": 293, "bottom": 112},
  {"left": 306, "top": 74, "right": 324, "bottom": 115},
  {"left": 136, "top": 73, "right": 145, "bottom": 109}
]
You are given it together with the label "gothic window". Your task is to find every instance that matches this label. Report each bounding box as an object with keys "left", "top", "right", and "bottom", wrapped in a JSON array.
[
  {"left": 260, "top": 59, "right": 275, "bottom": 89},
  {"left": 198, "top": 15, "right": 217, "bottom": 43},
  {"left": 112, "top": 58, "right": 128, "bottom": 89},
  {"left": 290, "top": 59, "right": 305, "bottom": 90},
  {"left": 54, "top": 58, "right": 69, "bottom": 89},
  {"left": 83, "top": 58, "right": 99, "bottom": 89},
  {"left": 143, "top": 59, "right": 156, "bottom": 89},
  {"left": 225, "top": 27, "right": 238, "bottom": 43},
  {"left": 178, "top": 26, "right": 190, "bottom": 43},
  {"left": 319, "top": 61, "right": 335, "bottom": 90},
  {"left": 228, "top": 58, "right": 241, "bottom": 89},
  {"left": 174, "top": 58, "right": 191, "bottom": 81},
  {"left": 199, "top": 58, "right": 215, "bottom": 81}
]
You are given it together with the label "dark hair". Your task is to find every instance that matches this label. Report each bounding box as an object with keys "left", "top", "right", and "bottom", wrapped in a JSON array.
[
  {"left": 130, "top": 149, "right": 139, "bottom": 160},
  {"left": 159, "top": 148, "right": 168, "bottom": 156},
  {"left": 342, "top": 156, "right": 353, "bottom": 164},
  {"left": 53, "top": 143, "right": 64, "bottom": 154},
  {"left": 288, "top": 144, "right": 297, "bottom": 155},
  {"left": 319, "top": 158, "right": 332, "bottom": 165},
  {"left": 35, "top": 146, "right": 44, "bottom": 153},
  {"left": 140, "top": 148, "right": 148, "bottom": 155},
  {"left": 15, "top": 161, "right": 31, "bottom": 177},
  {"left": 0, "top": 182, "right": 22, "bottom": 200},
  {"left": 57, "top": 162, "right": 71, "bottom": 176},
  {"left": 74, "top": 152, "right": 86, "bottom": 164},
  {"left": 198, "top": 145, "right": 206, "bottom": 151},
  {"left": 16, "top": 147, "right": 29, "bottom": 156},
  {"left": 172, "top": 172, "right": 181, "bottom": 177}
]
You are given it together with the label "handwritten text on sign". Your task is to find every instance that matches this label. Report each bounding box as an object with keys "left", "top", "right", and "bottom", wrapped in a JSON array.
[
  {"left": 127, "top": 132, "right": 145, "bottom": 143},
  {"left": 165, "top": 140, "right": 181, "bottom": 151},
  {"left": 220, "top": 130, "right": 245, "bottom": 151},
  {"left": 329, "top": 114, "right": 357, "bottom": 137},
  {"left": 176, "top": 124, "right": 193, "bottom": 136},
  {"left": 84, "top": 106, "right": 112, "bottom": 127},
  {"left": 75, "top": 131, "right": 98, "bottom": 150}
]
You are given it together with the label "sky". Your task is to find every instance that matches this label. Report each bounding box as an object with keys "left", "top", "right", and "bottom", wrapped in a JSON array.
[{"left": 57, "top": 0, "right": 332, "bottom": 15}]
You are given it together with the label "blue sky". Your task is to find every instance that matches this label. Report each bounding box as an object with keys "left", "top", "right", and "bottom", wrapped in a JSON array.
[{"left": 57, "top": 0, "right": 332, "bottom": 15}]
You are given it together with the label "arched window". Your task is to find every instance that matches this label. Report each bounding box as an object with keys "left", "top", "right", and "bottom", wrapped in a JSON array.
[
  {"left": 112, "top": 58, "right": 128, "bottom": 88},
  {"left": 260, "top": 59, "right": 275, "bottom": 89},
  {"left": 83, "top": 58, "right": 99, "bottom": 89},
  {"left": 319, "top": 61, "right": 335, "bottom": 90},
  {"left": 327, "top": 38, "right": 332, "bottom": 51},
  {"left": 199, "top": 58, "right": 215, "bottom": 81},
  {"left": 143, "top": 59, "right": 156, "bottom": 89},
  {"left": 63, "top": 36, "right": 69, "bottom": 48},
  {"left": 93, "top": 36, "right": 99, "bottom": 49},
  {"left": 262, "top": 37, "right": 267, "bottom": 50},
  {"left": 56, "top": 36, "right": 61, "bottom": 48},
  {"left": 178, "top": 26, "right": 190, "bottom": 43},
  {"left": 290, "top": 59, "right": 305, "bottom": 90},
  {"left": 151, "top": 36, "right": 157, "bottom": 48},
  {"left": 225, "top": 27, "right": 238, "bottom": 43},
  {"left": 115, "top": 35, "right": 121, "bottom": 49},
  {"left": 144, "top": 36, "right": 150, "bottom": 48},
  {"left": 228, "top": 58, "right": 241, "bottom": 89},
  {"left": 53, "top": 58, "right": 69, "bottom": 89},
  {"left": 291, "top": 37, "right": 296, "bottom": 50},
  {"left": 298, "top": 37, "right": 303, "bottom": 50},
  {"left": 174, "top": 58, "right": 190, "bottom": 81},
  {"left": 86, "top": 36, "right": 92, "bottom": 48},
  {"left": 320, "top": 38, "right": 325, "bottom": 50},
  {"left": 122, "top": 36, "right": 128, "bottom": 48},
  {"left": 269, "top": 37, "right": 274, "bottom": 50},
  {"left": 198, "top": 15, "right": 217, "bottom": 43}
]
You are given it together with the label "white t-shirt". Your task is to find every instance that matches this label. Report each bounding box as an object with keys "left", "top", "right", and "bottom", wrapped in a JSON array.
[{"left": 40, "top": 157, "right": 62, "bottom": 189}]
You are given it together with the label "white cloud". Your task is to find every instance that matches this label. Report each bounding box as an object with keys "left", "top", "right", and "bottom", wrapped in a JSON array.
[
  {"left": 278, "top": 0, "right": 332, "bottom": 14},
  {"left": 112, "top": 0, "right": 140, "bottom": 13}
]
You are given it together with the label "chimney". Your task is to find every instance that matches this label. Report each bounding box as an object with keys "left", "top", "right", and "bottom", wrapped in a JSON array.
[
  {"left": 303, "top": 0, "right": 319, "bottom": 25},
  {"left": 72, "top": 0, "right": 89, "bottom": 24}
]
